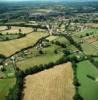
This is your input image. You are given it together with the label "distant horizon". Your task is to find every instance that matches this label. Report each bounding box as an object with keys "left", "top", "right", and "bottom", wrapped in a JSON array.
[{"left": 0, "top": 0, "right": 98, "bottom": 2}]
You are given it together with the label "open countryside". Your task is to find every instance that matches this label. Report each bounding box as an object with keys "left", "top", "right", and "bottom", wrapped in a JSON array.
[{"left": 0, "top": 0, "right": 98, "bottom": 100}]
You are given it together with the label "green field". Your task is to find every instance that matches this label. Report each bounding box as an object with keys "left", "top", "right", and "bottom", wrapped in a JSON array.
[
  {"left": 53, "top": 36, "right": 70, "bottom": 45},
  {"left": 72, "top": 28, "right": 98, "bottom": 44},
  {"left": 81, "top": 43, "right": 98, "bottom": 55},
  {"left": 93, "top": 57, "right": 98, "bottom": 62},
  {"left": 0, "top": 78, "right": 16, "bottom": 100},
  {"left": 67, "top": 44, "right": 78, "bottom": 52},
  {"left": 46, "top": 36, "right": 59, "bottom": 41},
  {"left": 77, "top": 60, "right": 98, "bottom": 100},
  {"left": 74, "top": 29, "right": 98, "bottom": 37},
  {"left": 47, "top": 35, "right": 70, "bottom": 44},
  {"left": 72, "top": 35, "right": 81, "bottom": 43},
  {"left": 16, "top": 44, "right": 64, "bottom": 70}
]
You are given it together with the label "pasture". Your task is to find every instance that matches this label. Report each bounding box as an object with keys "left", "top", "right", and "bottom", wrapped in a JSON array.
[
  {"left": 74, "top": 29, "right": 98, "bottom": 37},
  {"left": 0, "top": 78, "right": 16, "bottom": 100},
  {"left": 77, "top": 60, "right": 98, "bottom": 100},
  {"left": 16, "top": 44, "right": 64, "bottom": 70},
  {"left": 46, "top": 36, "right": 59, "bottom": 41},
  {"left": 53, "top": 36, "right": 70, "bottom": 45},
  {"left": 93, "top": 57, "right": 98, "bottom": 62},
  {"left": 23, "top": 62, "right": 75, "bottom": 100},
  {"left": 47, "top": 35, "right": 70, "bottom": 44}
]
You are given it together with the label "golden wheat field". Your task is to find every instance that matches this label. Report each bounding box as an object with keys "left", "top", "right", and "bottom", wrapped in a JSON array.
[
  {"left": 0, "top": 31, "right": 47, "bottom": 57},
  {"left": 23, "top": 62, "right": 75, "bottom": 100},
  {"left": 0, "top": 26, "right": 7, "bottom": 31}
]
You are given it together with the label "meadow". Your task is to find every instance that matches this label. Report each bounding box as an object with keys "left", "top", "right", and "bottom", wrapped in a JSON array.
[
  {"left": 74, "top": 29, "right": 98, "bottom": 37},
  {"left": 77, "top": 60, "right": 98, "bottom": 100},
  {"left": 0, "top": 78, "right": 16, "bottom": 100},
  {"left": 16, "top": 44, "right": 64, "bottom": 70}
]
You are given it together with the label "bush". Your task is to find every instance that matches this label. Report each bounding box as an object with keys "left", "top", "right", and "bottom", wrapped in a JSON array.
[
  {"left": 39, "top": 50, "right": 44, "bottom": 54},
  {"left": 74, "top": 93, "right": 83, "bottom": 100},
  {"left": 0, "top": 33, "right": 2, "bottom": 35}
]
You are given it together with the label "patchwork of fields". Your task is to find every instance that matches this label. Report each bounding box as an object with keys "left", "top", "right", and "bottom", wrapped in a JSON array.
[
  {"left": 0, "top": 26, "right": 33, "bottom": 34},
  {"left": 0, "top": 24, "right": 98, "bottom": 100},
  {"left": 72, "top": 28, "right": 98, "bottom": 55},
  {"left": 23, "top": 62, "right": 75, "bottom": 100},
  {"left": 1, "top": 1, "right": 98, "bottom": 100},
  {"left": 0, "top": 31, "right": 47, "bottom": 57},
  {"left": 16, "top": 44, "right": 64, "bottom": 70}
]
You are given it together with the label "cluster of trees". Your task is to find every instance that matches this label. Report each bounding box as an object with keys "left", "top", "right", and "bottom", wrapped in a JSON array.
[
  {"left": 72, "top": 63, "right": 83, "bottom": 100},
  {"left": 0, "top": 54, "right": 6, "bottom": 60},
  {"left": 0, "top": 32, "right": 26, "bottom": 41},
  {"left": 80, "top": 32, "right": 94, "bottom": 38},
  {"left": 65, "top": 35, "right": 83, "bottom": 51},
  {"left": 88, "top": 55, "right": 98, "bottom": 68},
  {"left": 52, "top": 41, "right": 67, "bottom": 48}
]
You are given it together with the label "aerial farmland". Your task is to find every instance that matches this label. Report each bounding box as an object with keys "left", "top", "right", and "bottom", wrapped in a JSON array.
[{"left": 0, "top": 0, "right": 98, "bottom": 100}]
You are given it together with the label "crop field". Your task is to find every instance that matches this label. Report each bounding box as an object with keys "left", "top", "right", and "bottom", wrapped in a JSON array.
[
  {"left": 0, "top": 31, "right": 47, "bottom": 57},
  {"left": 0, "top": 26, "right": 33, "bottom": 34},
  {"left": 67, "top": 44, "right": 78, "bottom": 52},
  {"left": 46, "top": 36, "right": 59, "bottom": 41},
  {"left": 81, "top": 43, "right": 98, "bottom": 55},
  {"left": 92, "top": 41, "right": 98, "bottom": 48},
  {"left": 53, "top": 36, "right": 70, "bottom": 44},
  {"left": 77, "top": 60, "right": 98, "bottom": 100},
  {"left": 47, "top": 35, "right": 78, "bottom": 53},
  {"left": 84, "top": 36, "right": 98, "bottom": 43},
  {"left": 87, "top": 23, "right": 98, "bottom": 28},
  {"left": 72, "top": 35, "right": 81, "bottom": 43},
  {"left": 23, "top": 62, "right": 75, "bottom": 100},
  {"left": 16, "top": 44, "right": 64, "bottom": 70},
  {"left": 0, "top": 26, "right": 7, "bottom": 31},
  {"left": 0, "top": 78, "right": 16, "bottom": 100},
  {"left": 74, "top": 29, "right": 98, "bottom": 37},
  {"left": 47, "top": 36, "right": 69, "bottom": 43}
]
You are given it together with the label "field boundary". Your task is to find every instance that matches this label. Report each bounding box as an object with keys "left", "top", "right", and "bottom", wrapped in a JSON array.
[{"left": 6, "top": 55, "right": 68, "bottom": 100}]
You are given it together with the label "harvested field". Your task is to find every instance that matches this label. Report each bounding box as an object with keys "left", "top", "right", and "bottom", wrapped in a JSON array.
[
  {"left": 85, "top": 37, "right": 97, "bottom": 43},
  {"left": 23, "top": 62, "right": 75, "bottom": 100},
  {"left": 0, "top": 32, "right": 47, "bottom": 57},
  {"left": 0, "top": 26, "right": 33, "bottom": 34},
  {"left": 0, "top": 26, "right": 7, "bottom": 31},
  {"left": 92, "top": 41, "right": 98, "bottom": 48},
  {"left": 87, "top": 23, "right": 98, "bottom": 28}
]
